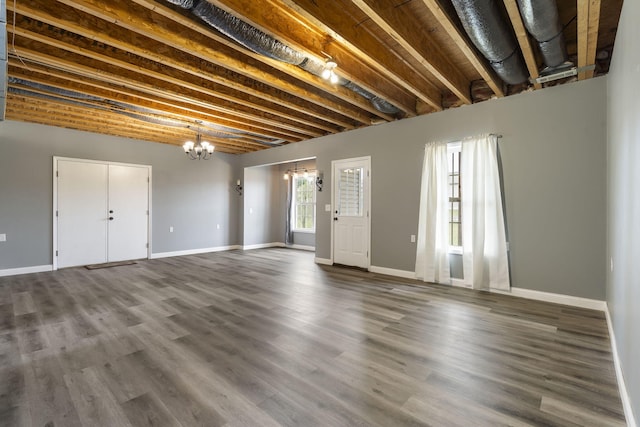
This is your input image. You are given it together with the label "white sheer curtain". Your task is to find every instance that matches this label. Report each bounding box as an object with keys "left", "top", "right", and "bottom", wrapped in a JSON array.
[
  {"left": 415, "top": 135, "right": 510, "bottom": 290},
  {"left": 415, "top": 141, "right": 451, "bottom": 284},
  {"left": 460, "top": 134, "right": 510, "bottom": 290}
]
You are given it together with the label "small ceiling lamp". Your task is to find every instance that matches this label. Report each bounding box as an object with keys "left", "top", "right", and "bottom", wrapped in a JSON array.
[
  {"left": 183, "top": 128, "right": 214, "bottom": 160},
  {"left": 321, "top": 59, "right": 339, "bottom": 84}
]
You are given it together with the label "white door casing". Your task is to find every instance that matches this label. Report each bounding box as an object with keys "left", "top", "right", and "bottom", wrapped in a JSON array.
[
  {"left": 53, "top": 157, "right": 151, "bottom": 269},
  {"left": 332, "top": 156, "right": 371, "bottom": 268}
]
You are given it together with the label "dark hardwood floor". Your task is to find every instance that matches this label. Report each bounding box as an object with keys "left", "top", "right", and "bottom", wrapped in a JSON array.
[{"left": 0, "top": 248, "right": 626, "bottom": 426}]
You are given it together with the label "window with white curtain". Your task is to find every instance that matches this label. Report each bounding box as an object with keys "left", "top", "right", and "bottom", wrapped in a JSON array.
[
  {"left": 415, "top": 134, "right": 510, "bottom": 290},
  {"left": 292, "top": 173, "right": 316, "bottom": 231}
]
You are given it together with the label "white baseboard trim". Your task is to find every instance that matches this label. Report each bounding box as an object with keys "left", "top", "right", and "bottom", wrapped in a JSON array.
[
  {"left": 151, "top": 245, "right": 240, "bottom": 259},
  {"left": 314, "top": 257, "right": 332, "bottom": 265},
  {"left": 605, "top": 304, "right": 637, "bottom": 427},
  {"left": 242, "top": 242, "right": 285, "bottom": 250},
  {"left": 369, "top": 265, "right": 416, "bottom": 279},
  {"left": 285, "top": 244, "right": 315, "bottom": 252},
  {"left": 0, "top": 264, "right": 54, "bottom": 277},
  {"left": 492, "top": 287, "right": 607, "bottom": 311},
  {"left": 451, "top": 278, "right": 471, "bottom": 288}
]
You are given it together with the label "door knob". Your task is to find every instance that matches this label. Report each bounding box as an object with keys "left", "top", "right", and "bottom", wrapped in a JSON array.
[
  {"left": 109, "top": 210, "right": 114, "bottom": 213},
  {"left": 334, "top": 217, "right": 338, "bottom": 221},
  {"left": 109, "top": 217, "right": 114, "bottom": 220}
]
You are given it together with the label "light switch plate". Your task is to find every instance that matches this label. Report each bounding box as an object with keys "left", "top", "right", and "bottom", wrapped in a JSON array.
[
  {"left": 325, "top": 204, "right": 331, "bottom": 212},
  {"left": 0, "top": 234, "right": 6, "bottom": 242}
]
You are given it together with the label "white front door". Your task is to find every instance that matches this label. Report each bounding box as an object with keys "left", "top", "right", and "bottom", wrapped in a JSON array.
[
  {"left": 57, "top": 160, "right": 109, "bottom": 268},
  {"left": 332, "top": 157, "right": 370, "bottom": 268},
  {"left": 107, "top": 164, "right": 149, "bottom": 262},
  {"left": 55, "top": 158, "right": 150, "bottom": 269}
]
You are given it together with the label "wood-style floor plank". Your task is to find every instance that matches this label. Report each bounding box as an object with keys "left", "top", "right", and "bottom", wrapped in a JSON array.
[{"left": 0, "top": 248, "right": 627, "bottom": 426}]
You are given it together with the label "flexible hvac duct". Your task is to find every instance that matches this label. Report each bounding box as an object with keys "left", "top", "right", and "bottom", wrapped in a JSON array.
[
  {"left": 451, "top": 0, "right": 528, "bottom": 85},
  {"left": 192, "top": 1, "right": 305, "bottom": 65},
  {"left": 516, "top": 0, "right": 568, "bottom": 68},
  {"left": 165, "top": 0, "right": 400, "bottom": 115}
]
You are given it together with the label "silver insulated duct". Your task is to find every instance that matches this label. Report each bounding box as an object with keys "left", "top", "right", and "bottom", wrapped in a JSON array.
[
  {"left": 516, "top": 0, "right": 568, "bottom": 68},
  {"left": 451, "top": 0, "right": 528, "bottom": 85},
  {"left": 1, "top": 0, "right": 7, "bottom": 121},
  {"left": 165, "top": 0, "right": 400, "bottom": 115}
]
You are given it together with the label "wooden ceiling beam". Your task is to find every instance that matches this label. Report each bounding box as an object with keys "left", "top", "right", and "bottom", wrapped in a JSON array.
[
  {"left": 9, "top": 61, "right": 305, "bottom": 143},
  {"left": 208, "top": 0, "right": 417, "bottom": 117},
  {"left": 9, "top": 22, "right": 336, "bottom": 136},
  {"left": 132, "top": 0, "right": 394, "bottom": 122},
  {"left": 58, "top": 0, "right": 389, "bottom": 123},
  {"left": 420, "top": 0, "right": 505, "bottom": 97},
  {"left": 577, "top": 0, "right": 601, "bottom": 80},
  {"left": 7, "top": 95, "right": 257, "bottom": 153},
  {"left": 6, "top": 106, "right": 250, "bottom": 154},
  {"left": 9, "top": 67, "right": 279, "bottom": 142},
  {"left": 502, "top": 0, "right": 541, "bottom": 89},
  {"left": 349, "top": 0, "right": 471, "bottom": 104},
  {"left": 279, "top": 0, "right": 443, "bottom": 111},
  {"left": 10, "top": 0, "right": 357, "bottom": 132},
  {"left": 8, "top": 36, "right": 326, "bottom": 139}
]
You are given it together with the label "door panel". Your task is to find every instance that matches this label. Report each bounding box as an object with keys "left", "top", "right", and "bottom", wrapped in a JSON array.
[
  {"left": 107, "top": 165, "right": 149, "bottom": 262},
  {"left": 333, "top": 158, "right": 370, "bottom": 268},
  {"left": 57, "top": 160, "right": 108, "bottom": 268}
]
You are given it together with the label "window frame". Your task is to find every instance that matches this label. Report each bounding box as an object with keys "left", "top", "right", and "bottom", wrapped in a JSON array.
[
  {"left": 291, "top": 172, "right": 316, "bottom": 233},
  {"left": 447, "top": 142, "right": 463, "bottom": 254}
]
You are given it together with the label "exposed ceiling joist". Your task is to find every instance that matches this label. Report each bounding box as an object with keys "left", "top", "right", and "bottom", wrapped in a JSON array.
[
  {"left": 208, "top": 0, "right": 418, "bottom": 117},
  {"left": 278, "top": 0, "right": 444, "bottom": 111},
  {"left": 577, "top": 0, "right": 602, "bottom": 80},
  {"left": 1, "top": 0, "right": 622, "bottom": 152},
  {"left": 419, "top": 0, "right": 505, "bottom": 97},
  {"left": 349, "top": 0, "right": 472, "bottom": 104}
]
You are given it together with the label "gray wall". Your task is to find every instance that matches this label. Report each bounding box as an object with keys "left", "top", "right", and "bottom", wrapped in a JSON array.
[
  {"left": 607, "top": 0, "right": 640, "bottom": 418},
  {"left": 0, "top": 121, "right": 240, "bottom": 268},
  {"left": 243, "top": 165, "right": 284, "bottom": 246},
  {"left": 0, "top": 76, "right": 608, "bottom": 301},
  {"left": 241, "top": 77, "right": 608, "bottom": 300}
]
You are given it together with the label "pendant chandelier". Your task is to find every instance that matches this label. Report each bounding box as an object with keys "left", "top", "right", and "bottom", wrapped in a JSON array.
[{"left": 182, "top": 129, "right": 215, "bottom": 160}]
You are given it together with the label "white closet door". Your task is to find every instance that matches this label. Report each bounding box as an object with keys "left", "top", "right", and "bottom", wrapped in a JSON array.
[
  {"left": 57, "top": 160, "right": 108, "bottom": 268},
  {"left": 107, "top": 164, "right": 149, "bottom": 262}
]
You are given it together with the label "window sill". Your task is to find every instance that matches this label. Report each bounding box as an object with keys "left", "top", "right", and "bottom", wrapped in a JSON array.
[
  {"left": 293, "top": 229, "right": 316, "bottom": 234},
  {"left": 448, "top": 247, "right": 463, "bottom": 255}
]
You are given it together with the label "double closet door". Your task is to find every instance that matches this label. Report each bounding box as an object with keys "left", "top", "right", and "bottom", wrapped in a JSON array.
[{"left": 54, "top": 157, "right": 150, "bottom": 269}]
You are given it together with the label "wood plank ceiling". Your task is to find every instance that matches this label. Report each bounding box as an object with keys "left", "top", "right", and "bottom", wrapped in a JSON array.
[{"left": 4, "top": 0, "right": 623, "bottom": 154}]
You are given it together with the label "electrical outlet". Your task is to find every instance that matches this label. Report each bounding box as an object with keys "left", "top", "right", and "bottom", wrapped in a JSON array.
[
  {"left": 410, "top": 235, "right": 416, "bottom": 243},
  {"left": 216, "top": 224, "right": 220, "bottom": 230},
  {"left": 169, "top": 226, "right": 174, "bottom": 233},
  {"left": 0, "top": 234, "right": 6, "bottom": 242}
]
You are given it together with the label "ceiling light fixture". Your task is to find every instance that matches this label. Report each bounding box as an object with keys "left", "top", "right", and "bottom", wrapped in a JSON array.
[
  {"left": 182, "top": 127, "right": 215, "bottom": 160},
  {"left": 321, "top": 59, "right": 339, "bottom": 84}
]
